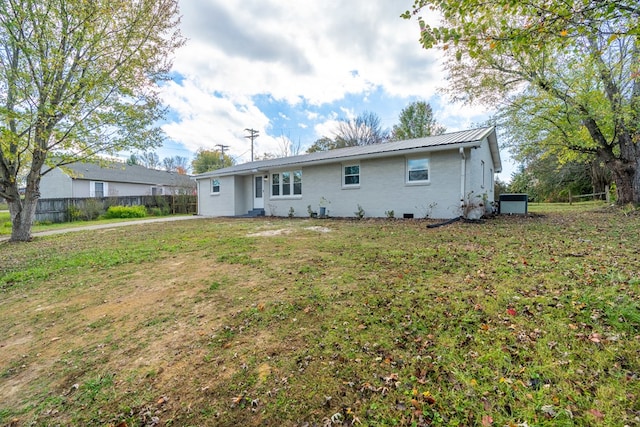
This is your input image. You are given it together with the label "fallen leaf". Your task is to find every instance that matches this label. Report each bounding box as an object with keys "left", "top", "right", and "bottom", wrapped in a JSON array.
[
  {"left": 482, "top": 415, "right": 493, "bottom": 426},
  {"left": 588, "top": 408, "right": 604, "bottom": 421},
  {"left": 507, "top": 308, "right": 517, "bottom": 316}
]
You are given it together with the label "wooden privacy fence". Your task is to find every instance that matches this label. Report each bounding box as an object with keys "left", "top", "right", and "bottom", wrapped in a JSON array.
[{"left": 35, "top": 194, "right": 197, "bottom": 223}]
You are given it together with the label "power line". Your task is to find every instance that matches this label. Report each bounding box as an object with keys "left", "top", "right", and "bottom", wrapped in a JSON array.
[{"left": 244, "top": 128, "right": 259, "bottom": 162}]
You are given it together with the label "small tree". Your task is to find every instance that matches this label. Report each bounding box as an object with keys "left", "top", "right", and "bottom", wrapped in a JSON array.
[
  {"left": 306, "top": 112, "right": 389, "bottom": 153},
  {"left": 391, "top": 101, "right": 446, "bottom": 141},
  {"left": 0, "top": 0, "right": 184, "bottom": 241},
  {"left": 191, "top": 148, "right": 234, "bottom": 174}
]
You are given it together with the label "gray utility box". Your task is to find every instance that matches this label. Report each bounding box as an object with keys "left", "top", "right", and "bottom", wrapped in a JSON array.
[{"left": 499, "top": 193, "right": 528, "bottom": 214}]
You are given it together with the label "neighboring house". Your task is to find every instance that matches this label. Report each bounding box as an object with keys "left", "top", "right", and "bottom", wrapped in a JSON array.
[
  {"left": 40, "top": 161, "right": 195, "bottom": 199},
  {"left": 193, "top": 126, "right": 502, "bottom": 219}
]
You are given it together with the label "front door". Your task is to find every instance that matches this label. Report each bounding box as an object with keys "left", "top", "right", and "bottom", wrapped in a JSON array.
[{"left": 254, "top": 175, "right": 264, "bottom": 209}]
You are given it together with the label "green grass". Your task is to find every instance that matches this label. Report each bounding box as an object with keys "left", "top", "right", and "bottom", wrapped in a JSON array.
[
  {"left": 0, "top": 207, "right": 639, "bottom": 426},
  {"left": 527, "top": 200, "right": 608, "bottom": 213}
]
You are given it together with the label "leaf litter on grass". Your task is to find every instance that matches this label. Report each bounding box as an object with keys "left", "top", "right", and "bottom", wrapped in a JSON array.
[{"left": 0, "top": 213, "right": 639, "bottom": 426}]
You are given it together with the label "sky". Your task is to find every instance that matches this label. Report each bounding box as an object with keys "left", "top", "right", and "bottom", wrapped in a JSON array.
[{"left": 140, "top": 0, "right": 516, "bottom": 181}]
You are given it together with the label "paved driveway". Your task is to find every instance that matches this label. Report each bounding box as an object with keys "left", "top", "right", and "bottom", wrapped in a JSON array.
[{"left": 0, "top": 215, "right": 207, "bottom": 242}]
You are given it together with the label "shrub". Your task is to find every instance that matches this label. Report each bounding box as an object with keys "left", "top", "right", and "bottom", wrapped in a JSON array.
[
  {"left": 81, "top": 199, "right": 104, "bottom": 220},
  {"left": 67, "top": 205, "right": 82, "bottom": 222},
  {"left": 104, "top": 205, "right": 147, "bottom": 219},
  {"left": 149, "top": 206, "right": 170, "bottom": 216}
]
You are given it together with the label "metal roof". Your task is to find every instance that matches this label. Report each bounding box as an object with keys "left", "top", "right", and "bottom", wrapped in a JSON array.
[
  {"left": 60, "top": 161, "right": 195, "bottom": 187},
  {"left": 194, "top": 126, "right": 501, "bottom": 178}
]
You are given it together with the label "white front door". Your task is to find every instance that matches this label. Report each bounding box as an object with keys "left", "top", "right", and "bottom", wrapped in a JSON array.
[{"left": 254, "top": 175, "right": 264, "bottom": 209}]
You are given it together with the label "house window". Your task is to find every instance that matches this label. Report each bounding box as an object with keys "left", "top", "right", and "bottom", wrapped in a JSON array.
[
  {"left": 271, "top": 174, "right": 280, "bottom": 196},
  {"left": 343, "top": 164, "right": 360, "bottom": 186},
  {"left": 151, "top": 186, "right": 164, "bottom": 196},
  {"left": 293, "top": 170, "right": 302, "bottom": 195},
  {"left": 481, "top": 160, "right": 486, "bottom": 188},
  {"left": 407, "top": 157, "right": 429, "bottom": 183},
  {"left": 282, "top": 172, "right": 291, "bottom": 196},
  {"left": 271, "top": 170, "right": 302, "bottom": 197},
  {"left": 90, "top": 181, "right": 107, "bottom": 197},
  {"left": 94, "top": 182, "right": 104, "bottom": 197},
  {"left": 211, "top": 179, "right": 220, "bottom": 194}
]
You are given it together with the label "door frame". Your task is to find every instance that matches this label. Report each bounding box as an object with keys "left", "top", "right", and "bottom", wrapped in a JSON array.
[{"left": 253, "top": 175, "right": 264, "bottom": 209}]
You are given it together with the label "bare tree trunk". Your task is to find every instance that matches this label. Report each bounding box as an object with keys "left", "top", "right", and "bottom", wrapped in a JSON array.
[
  {"left": 608, "top": 156, "right": 640, "bottom": 205},
  {"left": 9, "top": 197, "right": 38, "bottom": 242}
]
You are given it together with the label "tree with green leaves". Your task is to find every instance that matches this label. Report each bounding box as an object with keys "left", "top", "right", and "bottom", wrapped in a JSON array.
[
  {"left": 391, "top": 101, "right": 445, "bottom": 141},
  {"left": 307, "top": 112, "right": 389, "bottom": 153},
  {"left": 403, "top": 1, "right": 640, "bottom": 204},
  {"left": 0, "top": 0, "right": 183, "bottom": 241},
  {"left": 191, "top": 148, "right": 234, "bottom": 174}
]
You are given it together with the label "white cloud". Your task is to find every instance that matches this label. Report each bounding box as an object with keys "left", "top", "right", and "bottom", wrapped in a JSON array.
[{"left": 156, "top": 0, "right": 513, "bottom": 173}]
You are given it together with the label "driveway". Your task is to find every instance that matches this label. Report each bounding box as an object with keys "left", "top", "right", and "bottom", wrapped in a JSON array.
[{"left": 0, "top": 215, "right": 208, "bottom": 243}]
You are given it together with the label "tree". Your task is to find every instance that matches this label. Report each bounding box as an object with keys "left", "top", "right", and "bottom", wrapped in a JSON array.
[
  {"left": 162, "top": 155, "right": 188, "bottom": 174},
  {"left": 306, "top": 112, "right": 389, "bottom": 153},
  {"left": 139, "top": 152, "right": 160, "bottom": 169},
  {"left": 0, "top": 0, "right": 183, "bottom": 241},
  {"left": 306, "top": 137, "right": 338, "bottom": 153},
  {"left": 260, "top": 134, "right": 303, "bottom": 159},
  {"left": 403, "top": 1, "right": 640, "bottom": 204},
  {"left": 191, "top": 148, "right": 234, "bottom": 174},
  {"left": 391, "top": 101, "right": 446, "bottom": 141},
  {"left": 126, "top": 154, "right": 139, "bottom": 166}
]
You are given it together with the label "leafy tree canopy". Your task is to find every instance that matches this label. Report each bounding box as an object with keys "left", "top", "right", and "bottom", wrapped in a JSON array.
[
  {"left": 191, "top": 148, "right": 234, "bottom": 174},
  {"left": 0, "top": 0, "right": 184, "bottom": 241},
  {"left": 391, "top": 101, "right": 445, "bottom": 141},
  {"left": 403, "top": 0, "right": 640, "bottom": 204}
]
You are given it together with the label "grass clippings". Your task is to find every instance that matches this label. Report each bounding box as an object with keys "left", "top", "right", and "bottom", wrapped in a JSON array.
[{"left": 0, "top": 207, "right": 639, "bottom": 426}]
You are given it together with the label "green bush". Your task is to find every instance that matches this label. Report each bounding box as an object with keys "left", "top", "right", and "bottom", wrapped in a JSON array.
[
  {"left": 67, "top": 205, "right": 82, "bottom": 222},
  {"left": 104, "top": 205, "right": 147, "bottom": 219},
  {"left": 81, "top": 199, "right": 104, "bottom": 220},
  {"left": 149, "top": 206, "right": 170, "bottom": 216}
]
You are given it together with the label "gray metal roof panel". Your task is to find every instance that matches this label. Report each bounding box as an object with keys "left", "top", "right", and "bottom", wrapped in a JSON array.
[{"left": 195, "top": 127, "right": 499, "bottom": 178}]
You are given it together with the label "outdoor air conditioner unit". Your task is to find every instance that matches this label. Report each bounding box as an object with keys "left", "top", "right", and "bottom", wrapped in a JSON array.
[{"left": 499, "top": 193, "right": 528, "bottom": 214}]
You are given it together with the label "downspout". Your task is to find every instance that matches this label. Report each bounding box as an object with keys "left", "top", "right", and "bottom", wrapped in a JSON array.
[
  {"left": 196, "top": 179, "right": 201, "bottom": 215},
  {"left": 459, "top": 147, "right": 466, "bottom": 209}
]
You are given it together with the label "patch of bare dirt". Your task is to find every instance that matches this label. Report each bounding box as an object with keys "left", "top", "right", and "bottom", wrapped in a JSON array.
[
  {"left": 247, "top": 225, "right": 332, "bottom": 237},
  {"left": 0, "top": 250, "right": 283, "bottom": 418}
]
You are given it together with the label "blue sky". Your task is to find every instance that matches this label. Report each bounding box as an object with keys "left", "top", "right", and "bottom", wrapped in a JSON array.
[{"left": 143, "top": 1, "right": 516, "bottom": 181}]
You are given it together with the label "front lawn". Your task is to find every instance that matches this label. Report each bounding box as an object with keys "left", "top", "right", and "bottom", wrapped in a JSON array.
[{"left": 0, "top": 207, "right": 638, "bottom": 426}]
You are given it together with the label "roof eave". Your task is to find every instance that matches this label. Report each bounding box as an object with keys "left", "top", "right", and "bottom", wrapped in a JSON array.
[{"left": 193, "top": 141, "right": 484, "bottom": 179}]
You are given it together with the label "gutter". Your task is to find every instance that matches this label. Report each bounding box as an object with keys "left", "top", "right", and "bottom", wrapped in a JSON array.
[{"left": 193, "top": 141, "right": 483, "bottom": 179}]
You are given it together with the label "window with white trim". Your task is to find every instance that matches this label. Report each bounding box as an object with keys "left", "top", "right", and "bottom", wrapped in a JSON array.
[
  {"left": 406, "top": 157, "right": 429, "bottom": 183},
  {"left": 211, "top": 178, "right": 220, "bottom": 194},
  {"left": 90, "top": 181, "right": 108, "bottom": 197},
  {"left": 151, "top": 186, "right": 164, "bottom": 196},
  {"left": 343, "top": 164, "right": 360, "bottom": 186},
  {"left": 481, "top": 160, "right": 486, "bottom": 188},
  {"left": 271, "top": 170, "right": 302, "bottom": 197}
]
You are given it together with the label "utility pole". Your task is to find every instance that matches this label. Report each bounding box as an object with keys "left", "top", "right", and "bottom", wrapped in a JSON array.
[
  {"left": 244, "top": 128, "right": 259, "bottom": 161},
  {"left": 215, "top": 144, "right": 230, "bottom": 163}
]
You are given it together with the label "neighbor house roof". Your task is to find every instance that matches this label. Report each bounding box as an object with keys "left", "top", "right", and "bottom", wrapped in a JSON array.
[
  {"left": 194, "top": 126, "right": 501, "bottom": 179},
  {"left": 58, "top": 161, "right": 195, "bottom": 187}
]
